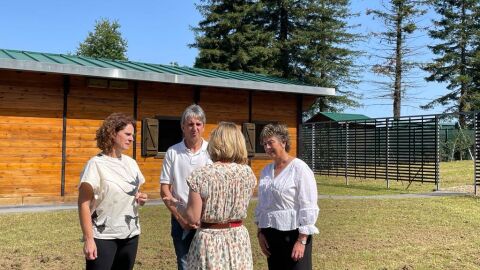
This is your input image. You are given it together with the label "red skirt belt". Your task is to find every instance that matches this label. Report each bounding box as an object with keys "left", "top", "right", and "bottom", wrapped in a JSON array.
[{"left": 200, "top": 220, "right": 243, "bottom": 229}]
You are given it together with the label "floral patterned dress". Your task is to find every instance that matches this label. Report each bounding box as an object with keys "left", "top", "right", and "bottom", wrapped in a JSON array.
[{"left": 186, "top": 162, "right": 257, "bottom": 270}]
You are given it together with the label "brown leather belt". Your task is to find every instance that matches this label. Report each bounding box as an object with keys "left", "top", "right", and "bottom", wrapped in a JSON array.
[{"left": 200, "top": 220, "right": 243, "bottom": 229}]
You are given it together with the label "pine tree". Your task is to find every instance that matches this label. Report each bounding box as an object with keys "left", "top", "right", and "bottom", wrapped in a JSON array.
[
  {"left": 367, "top": 0, "right": 428, "bottom": 118},
  {"left": 423, "top": 0, "right": 480, "bottom": 118},
  {"left": 290, "top": 0, "right": 363, "bottom": 112},
  {"left": 77, "top": 18, "right": 128, "bottom": 60},
  {"left": 192, "top": 0, "right": 363, "bottom": 113},
  {"left": 191, "top": 0, "right": 275, "bottom": 74},
  {"left": 258, "top": 0, "right": 363, "bottom": 112},
  {"left": 259, "top": 0, "right": 292, "bottom": 78}
]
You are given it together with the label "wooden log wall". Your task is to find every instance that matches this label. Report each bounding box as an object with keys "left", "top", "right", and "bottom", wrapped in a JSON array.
[
  {"left": 250, "top": 91, "right": 297, "bottom": 179},
  {"left": 136, "top": 82, "right": 195, "bottom": 199},
  {"left": 0, "top": 69, "right": 311, "bottom": 205},
  {"left": 63, "top": 76, "right": 134, "bottom": 201},
  {"left": 0, "top": 70, "right": 64, "bottom": 205},
  {"left": 201, "top": 87, "right": 249, "bottom": 137}
]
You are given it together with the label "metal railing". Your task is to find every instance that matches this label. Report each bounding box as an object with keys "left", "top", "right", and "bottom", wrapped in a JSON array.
[
  {"left": 300, "top": 111, "right": 480, "bottom": 192},
  {"left": 475, "top": 112, "right": 480, "bottom": 194},
  {"left": 300, "top": 115, "right": 440, "bottom": 189}
]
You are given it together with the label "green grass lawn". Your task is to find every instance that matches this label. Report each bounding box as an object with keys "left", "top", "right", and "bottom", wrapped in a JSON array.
[
  {"left": 318, "top": 160, "right": 475, "bottom": 196},
  {"left": 0, "top": 160, "right": 477, "bottom": 269},
  {"left": 3, "top": 196, "right": 480, "bottom": 269}
]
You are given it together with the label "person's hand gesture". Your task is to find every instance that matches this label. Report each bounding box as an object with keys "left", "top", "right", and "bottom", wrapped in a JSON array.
[
  {"left": 257, "top": 231, "right": 271, "bottom": 257},
  {"left": 291, "top": 241, "right": 305, "bottom": 261},
  {"left": 136, "top": 192, "right": 148, "bottom": 206},
  {"left": 83, "top": 238, "right": 97, "bottom": 260},
  {"left": 162, "top": 194, "right": 178, "bottom": 208}
]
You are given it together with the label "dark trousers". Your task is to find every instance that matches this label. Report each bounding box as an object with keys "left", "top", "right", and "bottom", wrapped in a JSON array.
[
  {"left": 86, "top": 235, "right": 139, "bottom": 270},
  {"left": 262, "top": 228, "right": 313, "bottom": 270},
  {"left": 171, "top": 216, "right": 196, "bottom": 270}
]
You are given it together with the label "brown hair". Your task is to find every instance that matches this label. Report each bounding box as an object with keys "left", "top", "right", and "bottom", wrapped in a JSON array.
[
  {"left": 96, "top": 113, "right": 135, "bottom": 153},
  {"left": 207, "top": 122, "right": 248, "bottom": 164},
  {"left": 260, "top": 123, "right": 291, "bottom": 152}
]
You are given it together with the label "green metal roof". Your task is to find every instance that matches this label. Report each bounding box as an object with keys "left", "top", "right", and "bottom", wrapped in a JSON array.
[
  {"left": 314, "top": 112, "right": 371, "bottom": 122},
  {"left": 0, "top": 48, "right": 335, "bottom": 96}
]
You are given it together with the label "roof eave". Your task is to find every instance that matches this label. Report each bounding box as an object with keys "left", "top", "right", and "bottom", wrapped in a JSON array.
[{"left": 0, "top": 59, "right": 335, "bottom": 96}]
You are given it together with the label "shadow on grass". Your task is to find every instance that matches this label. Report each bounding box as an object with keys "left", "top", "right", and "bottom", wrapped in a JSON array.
[
  {"left": 319, "top": 181, "right": 396, "bottom": 192},
  {"left": 317, "top": 179, "right": 437, "bottom": 195},
  {"left": 316, "top": 160, "right": 473, "bottom": 196}
]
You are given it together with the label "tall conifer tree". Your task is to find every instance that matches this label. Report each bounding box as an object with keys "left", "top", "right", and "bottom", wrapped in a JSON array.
[
  {"left": 423, "top": 0, "right": 480, "bottom": 118},
  {"left": 191, "top": 0, "right": 275, "bottom": 74},
  {"left": 367, "top": 0, "right": 428, "bottom": 118},
  {"left": 192, "top": 0, "right": 362, "bottom": 113},
  {"left": 291, "top": 0, "right": 363, "bottom": 112}
]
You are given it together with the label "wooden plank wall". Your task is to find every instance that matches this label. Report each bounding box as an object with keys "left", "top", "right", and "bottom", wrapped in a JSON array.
[
  {"left": 0, "top": 70, "right": 303, "bottom": 205},
  {"left": 250, "top": 91, "right": 297, "bottom": 179},
  {"left": 200, "top": 87, "right": 249, "bottom": 137},
  {"left": 63, "top": 76, "right": 135, "bottom": 201},
  {"left": 135, "top": 82, "right": 195, "bottom": 199},
  {"left": 0, "top": 70, "right": 64, "bottom": 205}
]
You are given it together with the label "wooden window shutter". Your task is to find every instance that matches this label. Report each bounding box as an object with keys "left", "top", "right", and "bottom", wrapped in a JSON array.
[
  {"left": 141, "top": 118, "right": 159, "bottom": 157},
  {"left": 242, "top": 123, "right": 256, "bottom": 157}
]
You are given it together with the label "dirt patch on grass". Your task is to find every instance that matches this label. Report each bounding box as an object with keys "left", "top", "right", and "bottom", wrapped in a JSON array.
[{"left": 442, "top": 185, "right": 475, "bottom": 194}]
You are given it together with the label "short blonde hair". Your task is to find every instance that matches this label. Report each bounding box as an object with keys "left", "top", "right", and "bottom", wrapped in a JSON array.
[
  {"left": 207, "top": 122, "right": 248, "bottom": 164},
  {"left": 260, "top": 123, "right": 291, "bottom": 152}
]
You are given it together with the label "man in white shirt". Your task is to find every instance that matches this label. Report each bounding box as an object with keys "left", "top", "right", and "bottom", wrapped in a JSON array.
[{"left": 160, "top": 104, "right": 211, "bottom": 270}]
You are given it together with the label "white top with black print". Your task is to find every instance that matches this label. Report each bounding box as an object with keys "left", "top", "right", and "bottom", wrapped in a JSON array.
[{"left": 80, "top": 153, "right": 145, "bottom": 239}]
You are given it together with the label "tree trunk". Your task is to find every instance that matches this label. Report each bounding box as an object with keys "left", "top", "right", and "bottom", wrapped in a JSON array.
[
  {"left": 458, "top": 2, "right": 468, "bottom": 127},
  {"left": 393, "top": 1, "right": 403, "bottom": 119},
  {"left": 279, "top": 0, "right": 289, "bottom": 78}
]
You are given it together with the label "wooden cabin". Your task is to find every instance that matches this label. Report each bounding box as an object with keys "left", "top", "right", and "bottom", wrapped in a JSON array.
[{"left": 0, "top": 49, "right": 334, "bottom": 205}]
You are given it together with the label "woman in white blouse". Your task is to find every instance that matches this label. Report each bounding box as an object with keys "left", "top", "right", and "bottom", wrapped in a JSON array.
[{"left": 255, "top": 123, "right": 319, "bottom": 270}]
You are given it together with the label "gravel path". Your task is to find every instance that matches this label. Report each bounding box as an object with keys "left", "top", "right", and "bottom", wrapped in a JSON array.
[{"left": 0, "top": 200, "right": 165, "bottom": 214}]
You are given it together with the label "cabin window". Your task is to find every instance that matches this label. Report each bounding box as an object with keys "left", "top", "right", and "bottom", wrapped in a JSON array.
[
  {"left": 254, "top": 123, "right": 268, "bottom": 154},
  {"left": 141, "top": 117, "right": 182, "bottom": 157},
  {"left": 143, "top": 119, "right": 276, "bottom": 158},
  {"left": 157, "top": 118, "right": 182, "bottom": 153}
]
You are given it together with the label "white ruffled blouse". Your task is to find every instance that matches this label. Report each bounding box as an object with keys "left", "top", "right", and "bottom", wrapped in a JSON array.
[{"left": 255, "top": 158, "right": 319, "bottom": 235}]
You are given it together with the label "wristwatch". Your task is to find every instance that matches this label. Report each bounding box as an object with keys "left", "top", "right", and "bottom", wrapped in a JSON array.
[{"left": 297, "top": 239, "right": 307, "bottom": 245}]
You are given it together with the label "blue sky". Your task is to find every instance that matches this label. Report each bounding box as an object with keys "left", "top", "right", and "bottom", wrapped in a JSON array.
[
  {"left": 0, "top": 1, "right": 201, "bottom": 65},
  {"left": 0, "top": 0, "right": 449, "bottom": 119}
]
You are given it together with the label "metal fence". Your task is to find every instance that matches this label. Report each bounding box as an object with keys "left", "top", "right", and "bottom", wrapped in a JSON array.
[
  {"left": 300, "top": 112, "right": 480, "bottom": 192},
  {"left": 475, "top": 113, "right": 480, "bottom": 194},
  {"left": 300, "top": 115, "right": 440, "bottom": 189}
]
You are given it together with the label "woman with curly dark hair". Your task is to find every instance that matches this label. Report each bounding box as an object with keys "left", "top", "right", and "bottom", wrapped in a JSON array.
[{"left": 78, "top": 112, "right": 148, "bottom": 270}]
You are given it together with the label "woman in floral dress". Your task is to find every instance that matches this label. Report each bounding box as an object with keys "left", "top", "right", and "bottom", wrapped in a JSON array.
[{"left": 164, "top": 121, "right": 256, "bottom": 270}]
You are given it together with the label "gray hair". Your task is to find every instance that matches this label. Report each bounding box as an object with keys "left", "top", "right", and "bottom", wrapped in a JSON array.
[
  {"left": 260, "top": 123, "right": 291, "bottom": 152},
  {"left": 181, "top": 104, "right": 206, "bottom": 126}
]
